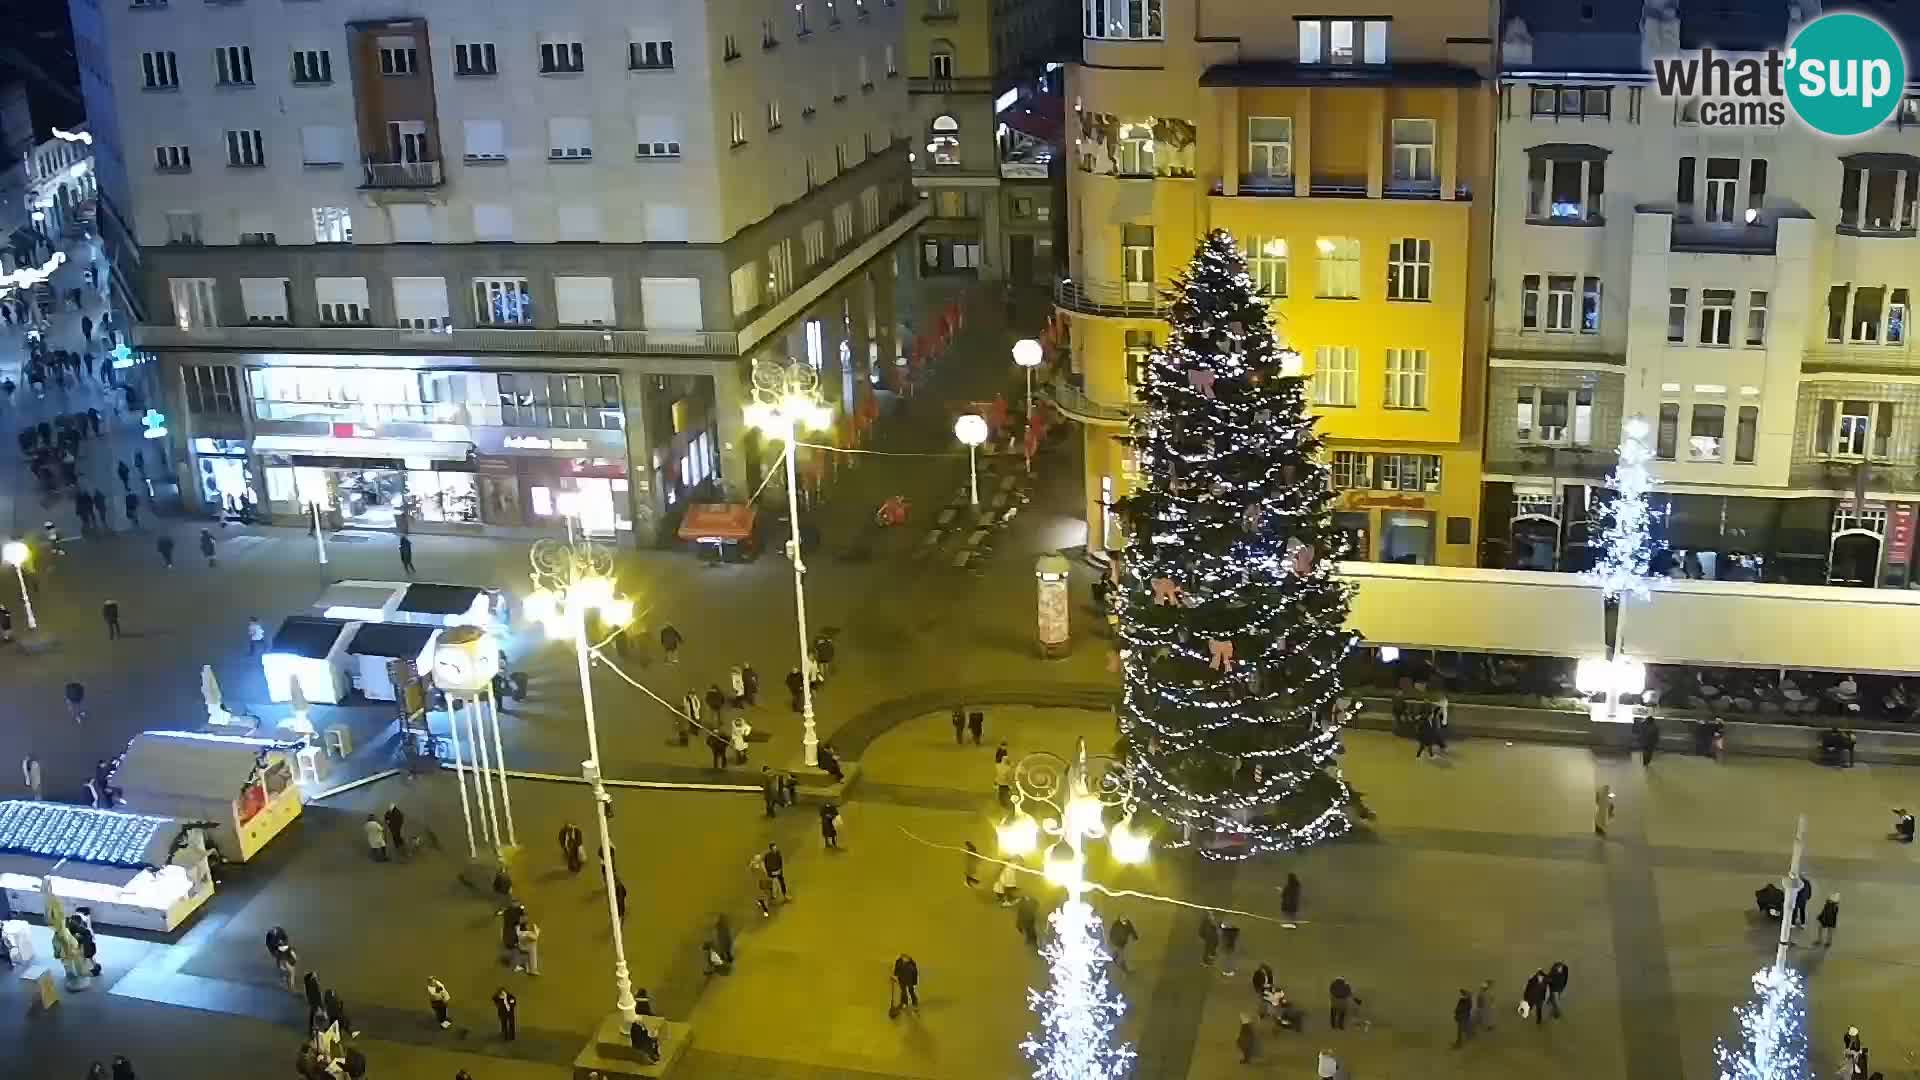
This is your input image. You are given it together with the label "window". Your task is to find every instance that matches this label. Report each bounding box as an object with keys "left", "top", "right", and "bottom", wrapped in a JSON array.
[
  {"left": 291, "top": 48, "right": 330, "bottom": 84},
  {"left": 1816, "top": 400, "right": 1893, "bottom": 458},
  {"left": 1582, "top": 277, "right": 1602, "bottom": 333},
  {"left": 802, "top": 222, "right": 826, "bottom": 266},
  {"left": 225, "top": 129, "right": 265, "bottom": 167},
  {"left": 315, "top": 277, "right": 369, "bottom": 325},
  {"left": 389, "top": 205, "right": 434, "bottom": 243},
  {"left": 929, "top": 114, "right": 960, "bottom": 165},
  {"left": 729, "top": 263, "right": 761, "bottom": 315},
  {"left": 170, "top": 278, "right": 217, "bottom": 330},
  {"left": 164, "top": 211, "right": 201, "bottom": 245},
  {"left": 646, "top": 205, "right": 690, "bottom": 241},
  {"left": 1384, "top": 349, "right": 1428, "bottom": 409},
  {"left": 1527, "top": 154, "right": 1604, "bottom": 223},
  {"left": 1389, "top": 119, "right": 1435, "bottom": 185},
  {"left": 1375, "top": 454, "right": 1441, "bottom": 493},
  {"left": 1329, "top": 451, "right": 1369, "bottom": 490},
  {"left": 216, "top": 45, "right": 254, "bottom": 86},
  {"left": 833, "top": 203, "right": 856, "bottom": 247},
  {"left": 239, "top": 278, "right": 290, "bottom": 325},
  {"left": 1703, "top": 158, "right": 1739, "bottom": 223},
  {"left": 455, "top": 42, "right": 497, "bottom": 76},
  {"left": 141, "top": 50, "right": 179, "bottom": 89},
  {"left": 312, "top": 207, "right": 352, "bottom": 243},
  {"left": 555, "top": 277, "right": 616, "bottom": 325},
  {"left": 183, "top": 367, "right": 241, "bottom": 417},
  {"left": 1386, "top": 238, "right": 1429, "bottom": 301},
  {"left": 636, "top": 116, "right": 681, "bottom": 158},
  {"left": 1746, "top": 291, "right": 1768, "bottom": 346},
  {"left": 1121, "top": 224, "right": 1154, "bottom": 301},
  {"left": 1529, "top": 84, "right": 1610, "bottom": 119},
  {"left": 1735, "top": 405, "right": 1758, "bottom": 463},
  {"left": 1667, "top": 288, "right": 1688, "bottom": 342},
  {"left": 1312, "top": 346, "right": 1358, "bottom": 407},
  {"left": 861, "top": 187, "right": 880, "bottom": 231},
  {"left": 1114, "top": 123, "right": 1155, "bottom": 176},
  {"left": 796, "top": 0, "right": 811, "bottom": 35},
  {"left": 1515, "top": 386, "right": 1594, "bottom": 445},
  {"left": 1700, "top": 288, "right": 1734, "bottom": 345},
  {"left": 379, "top": 42, "right": 419, "bottom": 76},
  {"left": 640, "top": 277, "right": 703, "bottom": 331},
  {"left": 558, "top": 206, "right": 601, "bottom": 242},
  {"left": 767, "top": 99, "right": 783, "bottom": 131},
  {"left": 540, "top": 40, "right": 585, "bottom": 73},
  {"left": 393, "top": 277, "right": 450, "bottom": 331},
  {"left": 724, "top": 35, "right": 742, "bottom": 61},
  {"left": 730, "top": 112, "right": 748, "bottom": 147},
  {"left": 548, "top": 117, "right": 593, "bottom": 159},
  {"left": 1297, "top": 17, "right": 1388, "bottom": 64},
  {"left": 154, "top": 145, "right": 191, "bottom": 173},
  {"left": 1520, "top": 274, "right": 1540, "bottom": 330},
  {"left": 1247, "top": 117, "right": 1291, "bottom": 183},
  {"left": 1839, "top": 161, "right": 1920, "bottom": 232},
  {"left": 1084, "top": 0, "right": 1162, "bottom": 40},
  {"left": 1656, "top": 402, "right": 1680, "bottom": 460},
  {"left": 464, "top": 120, "right": 506, "bottom": 162},
  {"left": 1688, "top": 403, "right": 1725, "bottom": 460},
  {"left": 472, "top": 204, "right": 513, "bottom": 242},
  {"left": 767, "top": 240, "right": 794, "bottom": 299},
  {"left": 473, "top": 277, "right": 532, "bottom": 325},
  {"left": 1827, "top": 284, "right": 1911, "bottom": 345},
  {"left": 762, "top": 18, "right": 779, "bottom": 47},
  {"left": 1541, "top": 274, "right": 1575, "bottom": 331},
  {"left": 299, "top": 125, "right": 345, "bottom": 167},
  {"left": 1316, "top": 236, "right": 1360, "bottom": 299},
  {"left": 630, "top": 41, "right": 674, "bottom": 69},
  {"left": 885, "top": 45, "right": 897, "bottom": 76},
  {"left": 859, "top": 57, "right": 871, "bottom": 89},
  {"left": 1245, "top": 236, "right": 1287, "bottom": 297},
  {"left": 1124, "top": 330, "right": 1153, "bottom": 389},
  {"left": 238, "top": 229, "right": 278, "bottom": 247}
]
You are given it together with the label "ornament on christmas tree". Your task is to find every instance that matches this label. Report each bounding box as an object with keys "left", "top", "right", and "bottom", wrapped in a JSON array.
[
  {"left": 1150, "top": 578, "right": 1183, "bottom": 605},
  {"left": 1187, "top": 367, "right": 1217, "bottom": 398},
  {"left": 1285, "top": 538, "right": 1315, "bottom": 576},
  {"left": 1207, "top": 638, "right": 1236, "bottom": 671}
]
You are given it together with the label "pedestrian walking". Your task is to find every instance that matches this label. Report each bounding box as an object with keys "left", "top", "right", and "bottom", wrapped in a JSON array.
[
  {"left": 811, "top": 634, "right": 835, "bottom": 681},
  {"left": 426, "top": 977, "right": 452, "bottom": 1028},
  {"left": 1474, "top": 978, "right": 1496, "bottom": 1035},
  {"left": 200, "top": 528, "right": 217, "bottom": 567},
  {"left": 1415, "top": 708, "right": 1436, "bottom": 757},
  {"left": 763, "top": 843, "right": 789, "bottom": 899},
  {"left": 951, "top": 706, "right": 966, "bottom": 745},
  {"left": 891, "top": 954, "right": 921, "bottom": 1014},
  {"left": 1199, "top": 912, "right": 1221, "bottom": 965},
  {"left": 730, "top": 714, "right": 751, "bottom": 764},
  {"left": 1328, "top": 976, "right": 1358, "bottom": 1030},
  {"left": 324, "top": 988, "right": 358, "bottom": 1038},
  {"left": 21, "top": 754, "right": 41, "bottom": 800},
  {"left": 91, "top": 489, "right": 107, "bottom": 524},
  {"left": 1546, "top": 961, "right": 1570, "bottom": 1017},
  {"left": 659, "top": 624, "right": 682, "bottom": 663},
  {"left": 615, "top": 876, "right": 628, "bottom": 919},
  {"left": 1452, "top": 988, "right": 1474, "bottom": 1048},
  {"left": 1594, "top": 784, "right": 1615, "bottom": 837},
  {"left": 820, "top": 801, "right": 841, "bottom": 849},
  {"left": 1280, "top": 872, "right": 1302, "bottom": 919},
  {"left": 706, "top": 731, "right": 728, "bottom": 770},
  {"left": 275, "top": 943, "right": 299, "bottom": 992},
  {"left": 134, "top": 450, "right": 146, "bottom": 477},
  {"left": 384, "top": 803, "right": 407, "bottom": 855},
  {"left": 246, "top": 616, "right": 266, "bottom": 655},
  {"left": 101, "top": 599, "right": 121, "bottom": 640},
  {"left": 1522, "top": 969, "right": 1548, "bottom": 1025},
  {"left": 1236, "top": 1014, "right": 1258, "bottom": 1064},
  {"left": 968, "top": 709, "right": 984, "bottom": 745},
  {"left": 713, "top": 914, "right": 734, "bottom": 965},
  {"left": 785, "top": 667, "right": 805, "bottom": 712},
  {"left": 995, "top": 755, "right": 1014, "bottom": 809},
  {"left": 65, "top": 681, "right": 86, "bottom": 725},
  {"left": 156, "top": 535, "right": 175, "bottom": 568},
  {"left": 116, "top": 461, "right": 129, "bottom": 492},
  {"left": 398, "top": 536, "right": 415, "bottom": 575},
  {"left": 517, "top": 921, "right": 542, "bottom": 975},
  {"left": 492, "top": 987, "right": 517, "bottom": 1041},
  {"left": 729, "top": 665, "right": 747, "bottom": 708},
  {"left": 706, "top": 684, "right": 728, "bottom": 722},
  {"left": 559, "top": 821, "right": 584, "bottom": 872},
  {"left": 1110, "top": 917, "right": 1138, "bottom": 974},
  {"left": 304, "top": 971, "right": 324, "bottom": 1016},
  {"left": 81, "top": 315, "right": 92, "bottom": 343},
  {"left": 750, "top": 855, "right": 776, "bottom": 916},
  {"left": 742, "top": 663, "right": 759, "bottom": 705},
  {"left": 1218, "top": 916, "right": 1241, "bottom": 976},
  {"left": 1793, "top": 873, "right": 1814, "bottom": 928},
  {"left": 1816, "top": 893, "right": 1840, "bottom": 946},
  {"left": 363, "top": 815, "right": 390, "bottom": 861},
  {"left": 761, "top": 767, "right": 781, "bottom": 817},
  {"left": 123, "top": 492, "right": 139, "bottom": 528},
  {"left": 992, "top": 862, "right": 1020, "bottom": 907},
  {"left": 962, "top": 840, "right": 982, "bottom": 887},
  {"left": 75, "top": 491, "right": 94, "bottom": 532},
  {"left": 1638, "top": 714, "right": 1660, "bottom": 765},
  {"left": 1015, "top": 895, "right": 1041, "bottom": 949},
  {"left": 110, "top": 1057, "right": 135, "bottom": 1080}
]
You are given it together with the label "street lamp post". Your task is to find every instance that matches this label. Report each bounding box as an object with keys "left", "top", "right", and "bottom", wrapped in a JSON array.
[
  {"left": 311, "top": 502, "right": 328, "bottom": 565},
  {"left": 527, "top": 540, "right": 638, "bottom": 1021},
  {"left": 3, "top": 542, "right": 35, "bottom": 630},
  {"left": 745, "top": 361, "right": 833, "bottom": 767},
  {"left": 1012, "top": 339, "right": 1043, "bottom": 475},
  {"left": 955, "top": 413, "right": 988, "bottom": 507}
]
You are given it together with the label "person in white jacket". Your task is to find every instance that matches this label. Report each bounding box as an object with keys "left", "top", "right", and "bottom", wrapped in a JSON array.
[
  {"left": 20, "top": 755, "right": 40, "bottom": 800},
  {"left": 426, "top": 977, "right": 451, "bottom": 1028},
  {"left": 730, "top": 715, "right": 752, "bottom": 765}
]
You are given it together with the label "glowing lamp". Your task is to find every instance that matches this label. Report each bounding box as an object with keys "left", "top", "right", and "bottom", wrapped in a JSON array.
[
  {"left": 1065, "top": 793, "right": 1106, "bottom": 839},
  {"left": 1623, "top": 416, "right": 1651, "bottom": 441},
  {"left": 1043, "top": 844, "right": 1085, "bottom": 889},
  {"left": 1012, "top": 338, "right": 1043, "bottom": 368},
  {"left": 954, "top": 413, "right": 989, "bottom": 447},
  {"left": 1379, "top": 645, "right": 1400, "bottom": 663},
  {"left": 571, "top": 576, "right": 615, "bottom": 611},
  {"left": 997, "top": 811, "right": 1039, "bottom": 856},
  {"left": 523, "top": 589, "right": 557, "bottom": 626},
  {"left": 602, "top": 597, "right": 635, "bottom": 628},
  {"left": 2, "top": 542, "right": 27, "bottom": 568},
  {"left": 1108, "top": 816, "right": 1149, "bottom": 865}
]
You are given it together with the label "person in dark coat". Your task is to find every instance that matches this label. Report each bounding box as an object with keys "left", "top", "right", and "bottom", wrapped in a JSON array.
[
  {"left": 1816, "top": 893, "right": 1840, "bottom": 946},
  {"left": 891, "top": 954, "right": 920, "bottom": 1011},
  {"left": 110, "top": 1057, "right": 136, "bottom": 1080},
  {"left": 1522, "top": 969, "right": 1548, "bottom": 1025},
  {"left": 785, "top": 668, "right": 805, "bottom": 712},
  {"left": 559, "top": 821, "right": 584, "bottom": 872},
  {"left": 1452, "top": 988, "right": 1474, "bottom": 1047},
  {"left": 1236, "top": 1014, "right": 1258, "bottom": 1064},
  {"left": 1015, "top": 895, "right": 1040, "bottom": 949},
  {"left": 705, "top": 685, "right": 727, "bottom": 719},
  {"left": 1793, "top": 874, "right": 1814, "bottom": 928},
  {"left": 817, "top": 743, "right": 845, "bottom": 783},
  {"left": 324, "top": 988, "right": 356, "bottom": 1037},
  {"left": 713, "top": 914, "right": 734, "bottom": 964},
  {"left": 1329, "top": 976, "right": 1356, "bottom": 1029},
  {"left": 1109, "top": 917, "right": 1138, "bottom": 973},
  {"left": 116, "top": 461, "right": 130, "bottom": 492},
  {"left": 819, "top": 801, "right": 840, "bottom": 849},
  {"left": 398, "top": 536, "right": 415, "bottom": 575},
  {"left": 706, "top": 731, "right": 729, "bottom": 770},
  {"left": 1280, "top": 873, "right": 1302, "bottom": 919},
  {"left": 658, "top": 624, "right": 682, "bottom": 663},
  {"left": 199, "top": 529, "right": 217, "bottom": 567},
  {"left": 741, "top": 664, "right": 759, "bottom": 705},
  {"left": 101, "top": 600, "right": 120, "bottom": 640},
  {"left": 123, "top": 492, "right": 140, "bottom": 528},
  {"left": 1546, "top": 961, "right": 1570, "bottom": 1017},
  {"left": 156, "top": 535, "right": 174, "bottom": 568},
  {"left": 1638, "top": 715, "right": 1660, "bottom": 765},
  {"left": 951, "top": 706, "right": 967, "bottom": 744},
  {"left": 967, "top": 710, "right": 984, "bottom": 745},
  {"left": 628, "top": 1019, "right": 661, "bottom": 1063},
  {"left": 1199, "top": 912, "right": 1221, "bottom": 965},
  {"left": 763, "top": 843, "right": 789, "bottom": 898},
  {"left": 303, "top": 970, "right": 324, "bottom": 1023},
  {"left": 383, "top": 803, "right": 406, "bottom": 856},
  {"left": 492, "top": 987, "right": 517, "bottom": 1041}
]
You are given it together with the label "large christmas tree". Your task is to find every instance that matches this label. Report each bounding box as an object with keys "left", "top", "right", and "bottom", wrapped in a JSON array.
[{"left": 1114, "top": 229, "right": 1358, "bottom": 858}]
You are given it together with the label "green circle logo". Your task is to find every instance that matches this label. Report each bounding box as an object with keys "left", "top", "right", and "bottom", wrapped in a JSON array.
[{"left": 1786, "top": 13, "right": 1907, "bottom": 137}]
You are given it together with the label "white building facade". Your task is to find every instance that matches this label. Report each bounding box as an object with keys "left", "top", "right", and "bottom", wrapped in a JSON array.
[
  {"left": 1489, "top": 0, "right": 1920, "bottom": 588},
  {"left": 71, "top": 0, "right": 927, "bottom": 541}
]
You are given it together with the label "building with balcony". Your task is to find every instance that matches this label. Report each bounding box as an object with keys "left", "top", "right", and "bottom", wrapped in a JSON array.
[
  {"left": 1057, "top": 0, "right": 1495, "bottom": 564},
  {"left": 1490, "top": 0, "right": 1920, "bottom": 587},
  {"left": 71, "top": 0, "right": 925, "bottom": 542},
  {"left": 905, "top": 0, "right": 1071, "bottom": 280}
]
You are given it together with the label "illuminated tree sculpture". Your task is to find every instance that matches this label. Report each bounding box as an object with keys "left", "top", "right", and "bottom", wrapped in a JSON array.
[
  {"left": 1592, "top": 416, "right": 1656, "bottom": 602},
  {"left": 1114, "top": 229, "right": 1358, "bottom": 858}
]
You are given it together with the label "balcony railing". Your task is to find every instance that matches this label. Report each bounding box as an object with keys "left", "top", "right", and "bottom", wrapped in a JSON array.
[
  {"left": 1053, "top": 277, "right": 1168, "bottom": 319},
  {"left": 137, "top": 323, "right": 740, "bottom": 356},
  {"left": 1047, "top": 381, "right": 1138, "bottom": 427},
  {"left": 361, "top": 159, "right": 444, "bottom": 188},
  {"left": 1788, "top": 459, "right": 1920, "bottom": 495},
  {"left": 907, "top": 75, "right": 996, "bottom": 94}
]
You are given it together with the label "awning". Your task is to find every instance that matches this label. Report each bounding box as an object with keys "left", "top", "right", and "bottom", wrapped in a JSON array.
[
  {"left": 1629, "top": 579, "right": 1920, "bottom": 675},
  {"left": 1339, "top": 562, "right": 1606, "bottom": 658},
  {"left": 678, "top": 503, "right": 756, "bottom": 542},
  {"left": 253, "top": 435, "right": 474, "bottom": 461}
]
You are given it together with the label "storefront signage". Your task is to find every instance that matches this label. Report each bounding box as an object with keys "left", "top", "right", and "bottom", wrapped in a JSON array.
[
  {"left": 1888, "top": 505, "right": 1916, "bottom": 566},
  {"left": 1344, "top": 493, "right": 1427, "bottom": 510},
  {"left": 329, "top": 423, "right": 376, "bottom": 439},
  {"left": 502, "top": 435, "right": 590, "bottom": 452}
]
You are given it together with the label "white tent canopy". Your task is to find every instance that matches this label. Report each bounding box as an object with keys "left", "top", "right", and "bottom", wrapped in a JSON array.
[{"left": 1339, "top": 563, "right": 1605, "bottom": 658}]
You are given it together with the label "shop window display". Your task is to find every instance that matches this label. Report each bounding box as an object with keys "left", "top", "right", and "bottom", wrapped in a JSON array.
[{"left": 406, "top": 470, "right": 480, "bottom": 523}]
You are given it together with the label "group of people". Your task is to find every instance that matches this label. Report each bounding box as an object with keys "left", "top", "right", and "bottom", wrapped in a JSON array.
[
  {"left": 359, "top": 803, "right": 410, "bottom": 862},
  {"left": 266, "top": 926, "right": 365, "bottom": 1079}
]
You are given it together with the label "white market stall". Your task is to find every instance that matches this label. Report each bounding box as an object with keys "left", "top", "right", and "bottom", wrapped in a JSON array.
[
  {"left": 344, "top": 621, "right": 439, "bottom": 702},
  {"left": 316, "top": 579, "right": 504, "bottom": 629},
  {"left": 0, "top": 801, "right": 216, "bottom": 932},
  {"left": 262, "top": 615, "right": 354, "bottom": 704},
  {"left": 114, "top": 731, "right": 304, "bottom": 864}
]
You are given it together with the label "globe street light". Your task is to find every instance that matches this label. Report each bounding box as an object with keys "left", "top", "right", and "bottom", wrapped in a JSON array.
[
  {"left": 955, "top": 413, "right": 989, "bottom": 507},
  {"left": 744, "top": 360, "right": 834, "bottom": 767},
  {"left": 526, "top": 538, "right": 638, "bottom": 1021},
  {"left": 1012, "top": 339, "right": 1043, "bottom": 475},
  {"left": 3, "top": 541, "right": 34, "bottom": 630}
]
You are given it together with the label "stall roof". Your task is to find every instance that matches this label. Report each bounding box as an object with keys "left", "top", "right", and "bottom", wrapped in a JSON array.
[
  {"left": 347, "top": 621, "right": 438, "bottom": 658},
  {"left": 273, "top": 616, "right": 350, "bottom": 658},
  {"left": 678, "top": 503, "right": 756, "bottom": 542},
  {"left": 1338, "top": 562, "right": 1606, "bottom": 658},
  {"left": 117, "top": 732, "right": 285, "bottom": 804},
  {"left": 0, "top": 800, "right": 178, "bottom": 868},
  {"left": 398, "top": 583, "right": 484, "bottom": 616},
  {"left": 1629, "top": 579, "right": 1920, "bottom": 675},
  {"left": 315, "top": 582, "right": 401, "bottom": 616}
]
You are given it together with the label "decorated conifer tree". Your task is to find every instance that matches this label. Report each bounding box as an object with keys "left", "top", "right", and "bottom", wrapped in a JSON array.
[{"left": 1113, "top": 229, "right": 1358, "bottom": 858}]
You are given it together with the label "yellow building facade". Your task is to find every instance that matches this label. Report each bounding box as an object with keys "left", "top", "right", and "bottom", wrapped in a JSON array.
[{"left": 1055, "top": 4, "right": 1494, "bottom": 566}]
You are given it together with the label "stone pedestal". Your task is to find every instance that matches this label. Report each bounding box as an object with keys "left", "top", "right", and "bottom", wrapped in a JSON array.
[
  {"left": 572, "top": 1012, "right": 691, "bottom": 1078},
  {"left": 785, "top": 759, "right": 862, "bottom": 804}
]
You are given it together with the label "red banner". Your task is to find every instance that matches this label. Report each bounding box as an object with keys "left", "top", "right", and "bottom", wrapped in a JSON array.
[{"left": 1889, "top": 504, "right": 1916, "bottom": 566}]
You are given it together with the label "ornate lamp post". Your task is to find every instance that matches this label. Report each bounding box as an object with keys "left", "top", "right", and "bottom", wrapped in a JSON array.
[
  {"left": 955, "top": 413, "right": 989, "bottom": 507},
  {"left": 525, "top": 538, "right": 638, "bottom": 1020},
  {"left": 1013, "top": 339, "right": 1044, "bottom": 474},
  {"left": 2, "top": 542, "right": 33, "bottom": 630},
  {"left": 744, "top": 361, "right": 834, "bottom": 767},
  {"left": 998, "top": 738, "right": 1147, "bottom": 1079}
]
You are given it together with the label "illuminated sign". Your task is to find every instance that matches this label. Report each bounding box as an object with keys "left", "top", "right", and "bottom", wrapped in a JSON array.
[
  {"left": 502, "top": 435, "right": 590, "bottom": 452},
  {"left": 141, "top": 410, "right": 168, "bottom": 440}
]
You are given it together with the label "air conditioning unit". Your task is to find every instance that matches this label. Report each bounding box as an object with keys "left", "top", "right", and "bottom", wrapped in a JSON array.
[
  {"left": 550, "top": 147, "right": 592, "bottom": 160},
  {"left": 465, "top": 152, "right": 506, "bottom": 162},
  {"left": 636, "top": 142, "right": 681, "bottom": 158}
]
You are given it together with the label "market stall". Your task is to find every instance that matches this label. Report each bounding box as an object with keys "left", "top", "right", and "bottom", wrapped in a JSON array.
[
  {"left": 677, "top": 502, "right": 758, "bottom": 561},
  {"left": 0, "top": 800, "right": 216, "bottom": 932},
  {"left": 316, "top": 579, "right": 504, "bottom": 629},
  {"left": 262, "top": 616, "right": 353, "bottom": 704},
  {"left": 344, "top": 621, "right": 439, "bottom": 702},
  {"left": 114, "top": 731, "right": 303, "bottom": 864}
]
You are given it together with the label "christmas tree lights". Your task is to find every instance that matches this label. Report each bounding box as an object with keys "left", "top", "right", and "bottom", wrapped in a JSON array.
[
  {"left": 1113, "top": 230, "right": 1358, "bottom": 859},
  {"left": 1021, "top": 900, "right": 1135, "bottom": 1080},
  {"left": 1714, "top": 965, "right": 1807, "bottom": 1080},
  {"left": 1592, "top": 416, "right": 1656, "bottom": 602}
]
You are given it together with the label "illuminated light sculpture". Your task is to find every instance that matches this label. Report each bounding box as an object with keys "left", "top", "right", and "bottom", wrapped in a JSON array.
[
  {"left": 1587, "top": 416, "right": 1657, "bottom": 722},
  {"left": 2, "top": 541, "right": 33, "bottom": 630},
  {"left": 1113, "top": 229, "right": 1359, "bottom": 859},
  {"left": 1715, "top": 816, "right": 1810, "bottom": 1080}
]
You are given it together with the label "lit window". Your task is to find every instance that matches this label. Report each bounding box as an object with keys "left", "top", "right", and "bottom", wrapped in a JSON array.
[
  {"left": 1386, "top": 239, "right": 1429, "bottom": 301},
  {"left": 1315, "top": 237, "right": 1360, "bottom": 299},
  {"left": 1244, "top": 236, "right": 1287, "bottom": 297},
  {"left": 1312, "top": 346, "right": 1357, "bottom": 407},
  {"left": 1384, "top": 349, "right": 1428, "bottom": 410}
]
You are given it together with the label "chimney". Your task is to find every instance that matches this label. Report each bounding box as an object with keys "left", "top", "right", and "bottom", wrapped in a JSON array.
[
  {"left": 1501, "top": 16, "right": 1534, "bottom": 69},
  {"left": 1641, "top": 1, "right": 1680, "bottom": 70}
]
